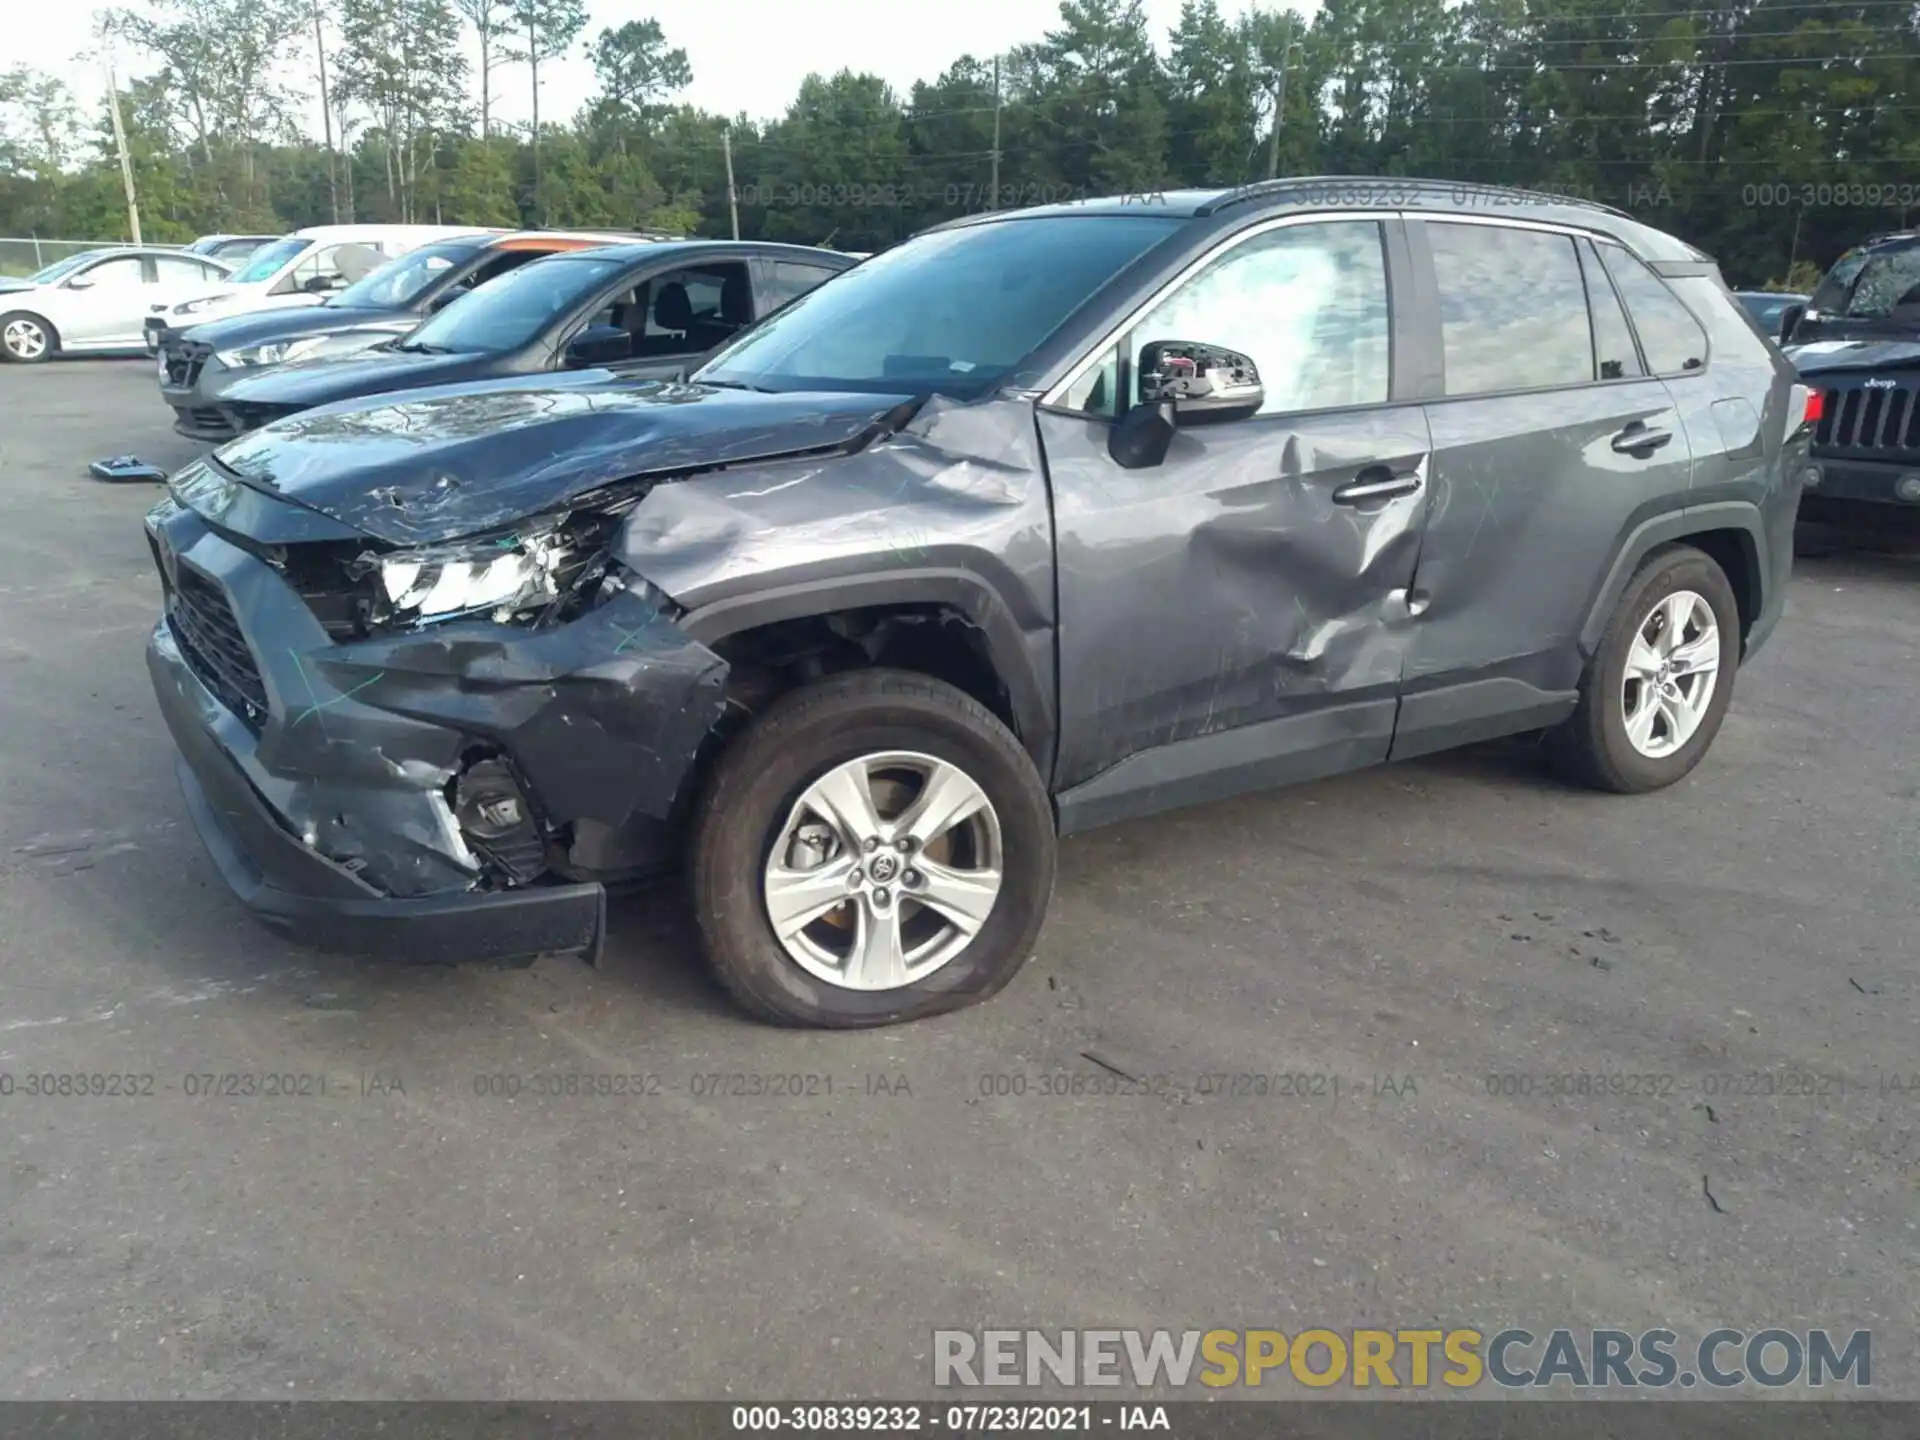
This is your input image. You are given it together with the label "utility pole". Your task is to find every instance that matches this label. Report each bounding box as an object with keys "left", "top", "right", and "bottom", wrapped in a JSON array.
[
  {"left": 988, "top": 55, "right": 1002, "bottom": 210},
  {"left": 722, "top": 125, "right": 740, "bottom": 240},
  {"left": 312, "top": 0, "right": 339, "bottom": 222},
  {"left": 102, "top": 51, "right": 142, "bottom": 244},
  {"left": 1267, "top": 18, "right": 1295, "bottom": 181}
]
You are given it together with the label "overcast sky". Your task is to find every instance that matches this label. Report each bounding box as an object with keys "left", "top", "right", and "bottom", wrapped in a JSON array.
[{"left": 27, "top": 0, "right": 1293, "bottom": 138}]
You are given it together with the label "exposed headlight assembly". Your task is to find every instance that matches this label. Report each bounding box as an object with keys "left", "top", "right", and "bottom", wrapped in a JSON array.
[
  {"left": 373, "top": 526, "right": 572, "bottom": 624},
  {"left": 356, "top": 510, "right": 641, "bottom": 630}
]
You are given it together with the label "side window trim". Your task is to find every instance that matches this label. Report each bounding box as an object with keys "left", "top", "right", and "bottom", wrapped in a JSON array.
[
  {"left": 1040, "top": 212, "right": 1406, "bottom": 422},
  {"left": 1576, "top": 237, "right": 1650, "bottom": 381}
]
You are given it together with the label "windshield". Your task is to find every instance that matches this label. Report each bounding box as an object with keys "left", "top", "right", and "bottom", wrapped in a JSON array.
[
  {"left": 332, "top": 241, "right": 478, "bottom": 310},
  {"left": 228, "top": 237, "right": 312, "bottom": 286},
  {"left": 695, "top": 215, "right": 1184, "bottom": 398},
  {"left": 28, "top": 250, "right": 112, "bottom": 284},
  {"left": 1808, "top": 240, "right": 1920, "bottom": 319},
  {"left": 401, "top": 254, "right": 629, "bottom": 353}
]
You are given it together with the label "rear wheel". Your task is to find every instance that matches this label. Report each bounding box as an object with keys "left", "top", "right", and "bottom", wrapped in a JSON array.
[
  {"left": 691, "top": 669, "right": 1056, "bottom": 1027},
  {"left": 0, "top": 312, "right": 56, "bottom": 363},
  {"left": 1547, "top": 545, "right": 1741, "bottom": 793}
]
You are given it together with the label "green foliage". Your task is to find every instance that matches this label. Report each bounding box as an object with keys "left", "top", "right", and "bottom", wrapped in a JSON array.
[{"left": 7, "top": 0, "right": 1919, "bottom": 287}]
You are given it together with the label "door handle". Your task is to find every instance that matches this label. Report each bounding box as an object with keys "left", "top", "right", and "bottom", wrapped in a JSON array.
[
  {"left": 1332, "top": 468, "right": 1423, "bottom": 505},
  {"left": 1611, "top": 421, "right": 1673, "bottom": 456}
]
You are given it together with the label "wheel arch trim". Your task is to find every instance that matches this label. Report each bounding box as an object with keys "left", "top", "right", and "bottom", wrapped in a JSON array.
[
  {"left": 677, "top": 568, "right": 1057, "bottom": 777},
  {"left": 1577, "top": 501, "right": 1768, "bottom": 660}
]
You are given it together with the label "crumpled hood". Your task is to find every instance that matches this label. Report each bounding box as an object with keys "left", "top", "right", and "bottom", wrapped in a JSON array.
[
  {"left": 180, "top": 304, "right": 413, "bottom": 351},
  {"left": 1787, "top": 339, "right": 1920, "bottom": 375},
  {"left": 214, "top": 378, "right": 916, "bottom": 544}
]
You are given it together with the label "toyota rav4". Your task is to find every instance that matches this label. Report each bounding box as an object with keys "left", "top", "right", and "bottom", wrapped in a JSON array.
[{"left": 145, "top": 179, "right": 1812, "bottom": 1028}]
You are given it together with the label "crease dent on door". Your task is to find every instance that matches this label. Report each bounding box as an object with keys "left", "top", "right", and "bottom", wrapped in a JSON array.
[{"left": 1040, "top": 400, "right": 1433, "bottom": 831}]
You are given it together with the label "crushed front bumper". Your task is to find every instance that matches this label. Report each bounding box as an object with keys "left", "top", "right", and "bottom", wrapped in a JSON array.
[
  {"left": 152, "top": 625, "right": 607, "bottom": 963},
  {"left": 145, "top": 492, "right": 728, "bottom": 966}
]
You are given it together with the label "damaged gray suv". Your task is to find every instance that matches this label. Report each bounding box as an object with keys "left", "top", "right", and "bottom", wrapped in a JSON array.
[{"left": 146, "top": 179, "right": 1813, "bottom": 1027}]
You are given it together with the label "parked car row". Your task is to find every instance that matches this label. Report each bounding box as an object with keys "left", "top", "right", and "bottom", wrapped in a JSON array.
[
  {"left": 159, "top": 234, "right": 853, "bottom": 441},
  {"left": 129, "top": 181, "right": 1815, "bottom": 1027}
]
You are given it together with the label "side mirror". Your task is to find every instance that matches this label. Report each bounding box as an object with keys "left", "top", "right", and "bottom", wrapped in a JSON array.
[
  {"left": 65, "top": 275, "right": 95, "bottom": 291},
  {"left": 565, "top": 324, "right": 633, "bottom": 368},
  {"left": 1777, "top": 303, "right": 1805, "bottom": 343},
  {"left": 1138, "top": 340, "right": 1264, "bottom": 424},
  {"left": 303, "top": 274, "right": 340, "bottom": 294}
]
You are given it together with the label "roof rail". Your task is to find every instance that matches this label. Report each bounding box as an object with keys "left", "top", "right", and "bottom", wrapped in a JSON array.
[{"left": 1196, "top": 175, "right": 1634, "bottom": 222}]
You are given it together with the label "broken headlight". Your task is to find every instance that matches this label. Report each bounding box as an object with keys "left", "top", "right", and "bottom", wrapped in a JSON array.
[
  {"left": 353, "top": 509, "right": 650, "bottom": 632},
  {"left": 370, "top": 525, "right": 575, "bottom": 625}
]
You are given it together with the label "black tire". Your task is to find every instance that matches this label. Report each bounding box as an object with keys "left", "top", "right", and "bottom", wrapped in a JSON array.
[
  {"left": 0, "top": 311, "right": 57, "bottom": 364},
  {"left": 1546, "top": 544, "right": 1741, "bottom": 793},
  {"left": 690, "top": 668, "right": 1056, "bottom": 1028}
]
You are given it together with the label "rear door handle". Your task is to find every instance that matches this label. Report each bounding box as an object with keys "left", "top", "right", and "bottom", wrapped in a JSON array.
[
  {"left": 1332, "top": 467, "right": 1423, "bottom": 505},
  {"left": 1612, "top": 421, "right": 1673, "bottom": 455}
]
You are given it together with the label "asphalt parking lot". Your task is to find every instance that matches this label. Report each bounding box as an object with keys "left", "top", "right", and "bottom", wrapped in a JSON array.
[{"left": 1, "top": 358, "right": 1916, "bottom": 1404}]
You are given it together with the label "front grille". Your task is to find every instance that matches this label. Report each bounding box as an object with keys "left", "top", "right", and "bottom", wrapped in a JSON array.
[
  {"left": 162, "top": 341, "right": 209, "bottom": 389},
  {"left": 168, "top": 567, "right": 269, "bottom": 728},
  {"left": 1813, "top": 377, "right": 1920, "bottom": 458},
  {"left": 226, "top": 401, "right": 293, "bottom": 433},
  {"left": 181, "top": 407, "right": 238, "bottom": 439}
]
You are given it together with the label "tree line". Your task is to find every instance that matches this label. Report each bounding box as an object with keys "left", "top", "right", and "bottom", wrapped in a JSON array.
[{"left": 2, "top": 0, "right": 1916, "bottom": 287}]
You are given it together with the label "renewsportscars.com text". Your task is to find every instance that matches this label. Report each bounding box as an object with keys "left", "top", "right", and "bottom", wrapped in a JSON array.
[{"left": 933, "top": 1327, "right": 1871, "bottom": 1390}]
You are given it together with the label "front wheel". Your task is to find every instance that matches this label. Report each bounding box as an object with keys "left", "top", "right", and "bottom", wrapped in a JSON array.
[
  {"left": 1547, "top": 545, "right": 1741, "bottom": 793},
  {"left": 0, "top": 312, "right": 56, "bottom": 363},
  {"left": 691, "top": 669, "right": 1056, "bottom": 1027}
]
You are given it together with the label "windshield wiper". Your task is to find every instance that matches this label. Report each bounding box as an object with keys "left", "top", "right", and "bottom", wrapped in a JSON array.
[
  {"left": 698, "top": 378, "right": 773, "bottom": 392},
  {"left": 392, "top": 341, "right": 451, "bottom": 354}
]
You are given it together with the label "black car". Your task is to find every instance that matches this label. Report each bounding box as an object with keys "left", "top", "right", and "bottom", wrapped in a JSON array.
[
  {"left": 1783, "top": 231, "right": 1920, "bottom": 516},
  {"left": 159, "top": 231, "right": 668, "bottom": 441},
  {"left": 144, "top": 178, "right": 1810, "bottom": 1028},
  {"left": 192, "top": 241, "right": 854, "bottom": 440}
]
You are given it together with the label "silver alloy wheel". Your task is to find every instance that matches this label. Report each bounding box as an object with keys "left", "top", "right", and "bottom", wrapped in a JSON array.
[
  {"left": 3, "top": 317, "right": 48, "bottom": 361},
  {"left": 1621, "top": 588, "right": 1721, "bottom": 759},
  {"left": 762, "top": 750, "right": 1004, "bottom": 992}
]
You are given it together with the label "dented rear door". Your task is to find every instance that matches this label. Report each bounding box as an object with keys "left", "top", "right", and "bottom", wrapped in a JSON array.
[{"left": 1036, "top": 216, "right": 1433, "bottom": 820}]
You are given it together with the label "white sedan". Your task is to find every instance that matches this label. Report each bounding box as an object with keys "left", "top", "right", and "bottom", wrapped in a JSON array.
[{"left": 0, "top": 247, "right": 234, "bottom": 363}]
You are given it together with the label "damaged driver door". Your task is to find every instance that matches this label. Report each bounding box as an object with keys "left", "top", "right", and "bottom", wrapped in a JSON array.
[{"left": 1036, "top": 216, "right": 1433, "bottom": 832}]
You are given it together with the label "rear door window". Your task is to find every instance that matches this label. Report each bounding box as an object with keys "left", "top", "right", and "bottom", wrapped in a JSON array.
[
  {"left": 155, "top": 255, "right": 227, "bottom": 285},
  {"left": 1428, "top": 222, "right": 1593, "bottom": 395},
  {"left": 1597, "top": 243, "right": 1708, "bottom": 375}
]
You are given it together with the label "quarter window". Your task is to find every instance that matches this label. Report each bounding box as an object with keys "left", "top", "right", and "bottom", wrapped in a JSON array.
[
  {"left": 1122, "top": 220, "right": 1391, "bottom": 416},
  {"left": 1598, "top": 243, "right": 1708, "bottom": 376},
  {"left": 1429, "top": 222, "right": 1592, "bottom": 396},
  {"left": 765, "top": 261, "right": 841, "bottom": 312}
]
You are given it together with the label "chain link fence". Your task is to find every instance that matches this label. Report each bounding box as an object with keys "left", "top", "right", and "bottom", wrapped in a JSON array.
[{"left": 0, "top": 238, "right": 112, "bottom": 278}]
